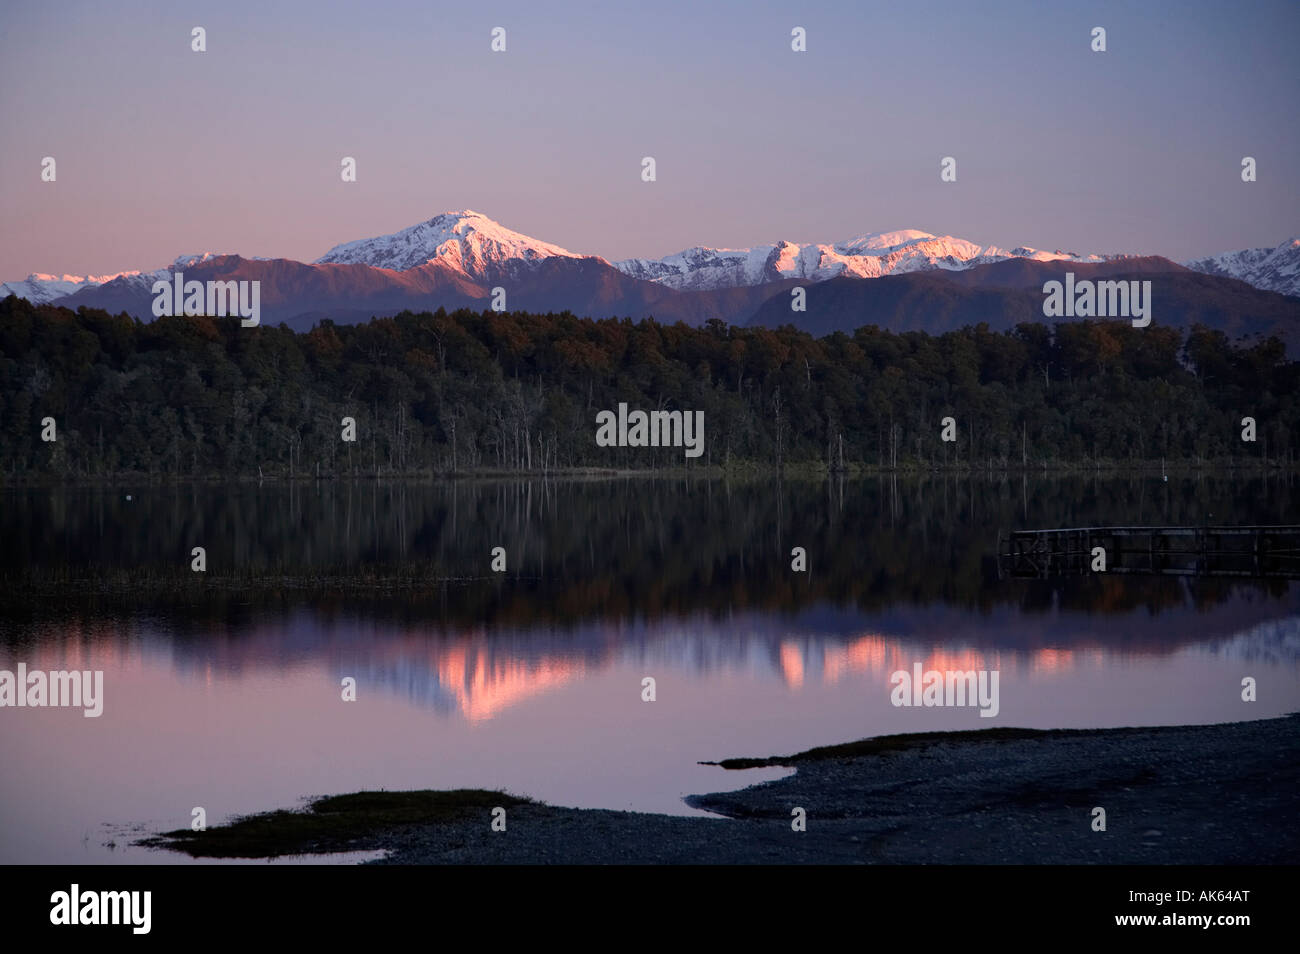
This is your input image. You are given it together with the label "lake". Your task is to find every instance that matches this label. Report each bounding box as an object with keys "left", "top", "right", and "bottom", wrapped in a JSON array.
[{"left": 2, "top": 473, "right": 1297, "bottom": 863}]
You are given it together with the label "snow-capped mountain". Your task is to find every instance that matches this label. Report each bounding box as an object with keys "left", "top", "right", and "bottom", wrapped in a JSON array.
[
  {"left": 0, "top": 271, "right": 142, "bottom": 305},
  {"left": 5, "top": 211, "right": 1297, "bottom": 307},
  {"left": 613, "top": 230, "right": 1123, "bottom": 291},
  {"left": 1183, "top": 237, "right": 1300, "bottom": 298},
  {"left": 0, "top": 253, "right": 234, "bottom": 305},
  {"left": 315, "top": 214, "right": 1129, "bottom": 290},
  {"left": 315, "top": 210, "right": 592, "bottom": 278}
]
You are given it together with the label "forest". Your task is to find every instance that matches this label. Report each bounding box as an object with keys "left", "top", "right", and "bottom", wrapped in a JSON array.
[{"left": 0, "top": 294, "right": 1295, "bottom": 478}]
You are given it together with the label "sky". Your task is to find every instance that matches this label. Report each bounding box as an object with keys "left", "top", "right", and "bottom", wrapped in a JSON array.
[{"left": 0, "top": 0, "right": 1297, "bottom": 278}]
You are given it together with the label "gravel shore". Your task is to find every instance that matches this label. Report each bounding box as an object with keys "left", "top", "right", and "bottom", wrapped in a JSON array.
[{"left": 371, "top": 714, "right": 1300, "bottom": 864}]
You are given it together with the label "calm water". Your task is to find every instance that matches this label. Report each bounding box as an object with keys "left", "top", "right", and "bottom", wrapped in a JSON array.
[{"left": 2, "top": 474, "right": 1298, "bottom": 864}]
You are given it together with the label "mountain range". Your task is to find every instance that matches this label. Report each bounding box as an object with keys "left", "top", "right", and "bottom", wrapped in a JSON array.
[{"left": 4, "top": 211, "right": 1298, "bottom": 346}]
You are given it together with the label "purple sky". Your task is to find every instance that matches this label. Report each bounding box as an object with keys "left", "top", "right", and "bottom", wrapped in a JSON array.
[{"left": 1, "top": 0, "right": 1297, "bottom": 277}]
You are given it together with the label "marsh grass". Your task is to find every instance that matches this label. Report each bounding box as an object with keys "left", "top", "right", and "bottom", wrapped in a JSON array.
[
  {"left": 140, "top": 789, "right": 534, "bottom": 858},
  {"left": 701, "top": 725, "right": 1162, "bottom": 769}
]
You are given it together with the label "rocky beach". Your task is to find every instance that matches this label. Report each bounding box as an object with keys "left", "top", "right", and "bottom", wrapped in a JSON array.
[{"left": 144, "top": 715, "right": 1300, "bottom": 865}]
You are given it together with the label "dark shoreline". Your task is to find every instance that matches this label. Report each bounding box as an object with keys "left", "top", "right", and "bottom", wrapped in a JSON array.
[
  {"left": 141, "top": 714, "right": 1300, "bottom": 865},
  {"left": 2, "top": 460, "right": 1296, "bottom": 486}
]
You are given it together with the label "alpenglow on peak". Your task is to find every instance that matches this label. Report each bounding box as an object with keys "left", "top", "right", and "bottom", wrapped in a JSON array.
[{"left": 314, "top": 210, "right": 588, "bottom": 276}]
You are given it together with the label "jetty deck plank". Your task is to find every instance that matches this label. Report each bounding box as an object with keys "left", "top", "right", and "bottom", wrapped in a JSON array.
[{"left": 997, "top": 525, "right": 1300, "bottom": 580}]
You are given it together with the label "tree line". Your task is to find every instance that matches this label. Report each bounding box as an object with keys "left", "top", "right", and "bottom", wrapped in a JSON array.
[{"left": 0, "top": 294, "right": 1294, "bottom": 479}]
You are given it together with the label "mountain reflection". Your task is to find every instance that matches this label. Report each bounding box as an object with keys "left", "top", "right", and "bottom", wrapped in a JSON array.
[
  {"left": 8, "top": 596, "right": 1296, "bottom": 721},
  {"left": 3, "top": 476, "right": 1298, "bottom": 719}
]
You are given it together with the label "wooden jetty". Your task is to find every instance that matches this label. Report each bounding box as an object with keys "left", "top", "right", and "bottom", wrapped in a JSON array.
[{"left": 997, "top": 526, "right": 1300, "bottom": 580}]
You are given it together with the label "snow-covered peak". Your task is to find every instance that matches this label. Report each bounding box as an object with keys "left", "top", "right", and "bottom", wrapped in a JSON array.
[
  {"left": 1184, "top": 237, "right": 1300, "bottom": 297},
  {"left": 171, "top": 252, "right": 225, "bottom": 269},
  {"left": 0, "top": 253, "right": 248, "bottom": 306},
  {"left": 835, "top": 229, "right": 938, "bottom": 253},
  {"left": 613, "top": 230, "right": 1130, "bottom": 290},
  {"left": 314, "top": 210, "right": 591, "bottom": 277},
  {"left": 0, "top": 269, "right": 146, "bottom": 305},
  {"left": 1009, "top": 246, "right": 1111, "bottom": 264}
]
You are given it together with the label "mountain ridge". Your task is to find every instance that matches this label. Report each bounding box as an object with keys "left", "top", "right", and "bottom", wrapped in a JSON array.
[
  {"left": 4, "top": 214, "right": 1298, "bottom": 349},
  {"left": 7, "top": 211, "right": 1300, "bottom": 303}
]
